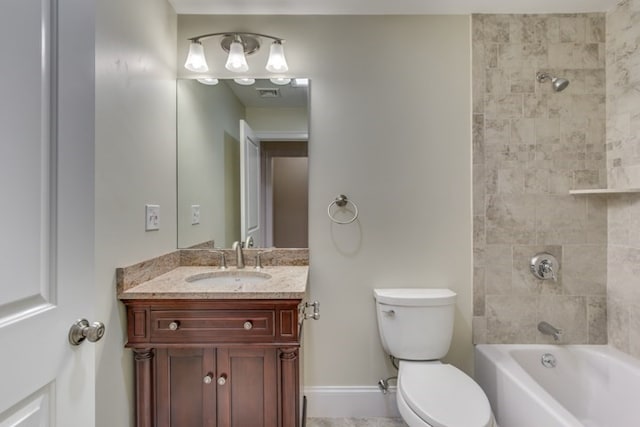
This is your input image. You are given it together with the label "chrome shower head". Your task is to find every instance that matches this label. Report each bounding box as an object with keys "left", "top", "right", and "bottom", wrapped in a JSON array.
[
  {"left": 536, "top": 72, "right": 569, "bottom": 92},
  {"left": 551, "top": 77, "right": 569, "bottom": 92}
]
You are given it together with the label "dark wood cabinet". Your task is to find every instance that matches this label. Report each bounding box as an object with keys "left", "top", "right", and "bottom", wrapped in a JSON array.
[
  {"left": 123, "top": 299, "right": 302, "bottom": 427},
  {"left": 155, "top": 347, "right": 216, "bottom": 427}
]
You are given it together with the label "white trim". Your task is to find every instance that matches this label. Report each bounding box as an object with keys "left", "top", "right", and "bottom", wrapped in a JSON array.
[
  {"left": 304, "top": 386, "right": 401, "bottom": 418},
  {"left": 255, "top": 131, "right": 308, "bottom": 141}
]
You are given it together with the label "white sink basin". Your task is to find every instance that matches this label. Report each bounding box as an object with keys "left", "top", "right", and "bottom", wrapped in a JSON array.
[{"left": 186, "top": 270, "right": 272, "bottom": 286}]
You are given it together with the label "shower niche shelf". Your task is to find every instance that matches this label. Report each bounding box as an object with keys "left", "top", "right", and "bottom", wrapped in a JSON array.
[{"left": 569, "top": 188, "right": 640, "bottom": 195}]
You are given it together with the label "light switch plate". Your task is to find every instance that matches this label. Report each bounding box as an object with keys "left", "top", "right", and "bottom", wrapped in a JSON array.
[
  {"left": 191, "top": 205, "right": 201, "bottom": 225},
  {"left": 145, "top": 204, "right": 160, "bottom": 231}
]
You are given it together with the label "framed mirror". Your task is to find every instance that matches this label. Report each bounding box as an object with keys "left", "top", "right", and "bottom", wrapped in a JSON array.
[{"left": 177, "top": 78, "right": 309, "bottom": 249}]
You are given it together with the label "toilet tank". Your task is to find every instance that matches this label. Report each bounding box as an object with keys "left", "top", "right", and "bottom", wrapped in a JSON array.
[{"left": 374, "top": 288, "right": 456, "bottom": 361}]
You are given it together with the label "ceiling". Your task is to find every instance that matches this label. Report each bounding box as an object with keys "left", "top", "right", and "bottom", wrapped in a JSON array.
[{"left": 168, "top": 0, "right": 619, "bottom": 15}]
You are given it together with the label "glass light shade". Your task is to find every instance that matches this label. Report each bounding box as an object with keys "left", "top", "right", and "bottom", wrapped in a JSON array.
[
  {"left": 225, "top": 41, "right": 249, "bottom": 72},
  {"left": 265, "top": 41, "right": 288, "bottom": 73},
  {"left": 270, "top": 77, "right": 291, "bottom": 85},
  {"left": 197, "top": 78, "right": 219, "bottom": 85},
  {"left": 184, "top": 42, "right": 209, "bottom": 72},
  {"left": 234, "top": 78, "right": 255, "bottom": 86}
]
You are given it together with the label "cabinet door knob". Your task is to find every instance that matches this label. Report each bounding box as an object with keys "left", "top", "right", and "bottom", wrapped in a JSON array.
[
  {"left": 203, "top": 373, "right": 213, "bottom": 384},
  {"left": 168, "top": 321, "right": 180, "bottom": 331},
  {"left": 243, "top": 321, "right": 253, "bottom": 330},
  {"left": 217, "top": 374, "right": 227, "bottom": 385}
]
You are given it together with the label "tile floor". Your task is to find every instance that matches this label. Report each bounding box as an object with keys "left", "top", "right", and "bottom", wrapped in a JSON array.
[{"left": 306, "top": 418, "right": 407, "bottom": 427}]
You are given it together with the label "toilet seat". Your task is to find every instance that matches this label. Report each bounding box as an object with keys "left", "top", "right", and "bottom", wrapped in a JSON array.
[{"left": 398, "top": 362, "right": 492, "bottom": 427}]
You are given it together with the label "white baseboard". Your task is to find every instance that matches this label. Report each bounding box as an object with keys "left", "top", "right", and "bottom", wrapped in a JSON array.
[{"left": 304, "top": 386, "right": 401, "bottom": 418}]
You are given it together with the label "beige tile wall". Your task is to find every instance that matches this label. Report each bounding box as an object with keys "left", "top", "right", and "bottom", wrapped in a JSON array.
[
  {"left": 606, "top": 0, "right": 640, "bottom": 358},
  {"left": 472, "top": 13, "right": 608, "bottom": 344}
]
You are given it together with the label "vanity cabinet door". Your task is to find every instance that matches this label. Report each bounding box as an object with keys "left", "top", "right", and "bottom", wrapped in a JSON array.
[
  {"left": 155, "top": 348, "right": 216, "bottom": 427},
  {"left": 154, "top": 347, "right": 280, "bottom": 427},
  {"left": 217, "top": 347, "right": 278, "bottom": 427}
]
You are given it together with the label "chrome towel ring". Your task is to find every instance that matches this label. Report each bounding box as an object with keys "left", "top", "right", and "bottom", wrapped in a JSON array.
[{"left": 327, "top": 194, "right": 359, "bottom": 224}]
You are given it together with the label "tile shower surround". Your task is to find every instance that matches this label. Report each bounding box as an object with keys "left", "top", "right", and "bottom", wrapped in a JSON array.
[
  {"left": 472, "top": 13, "right": 608, "bottom": 344},
  {"left": 606, "top": 0, "right": 640, "bottom": 359}
]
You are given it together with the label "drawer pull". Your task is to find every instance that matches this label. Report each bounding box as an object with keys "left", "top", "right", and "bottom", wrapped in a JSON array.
[
  {"left": 243, "top": 321, "right": 253, "bottom": 330},
  {"left": 203, "top": 373, "right": 213, "bottom": 384},
  {"left": 217, "top": 374, "right": 227, "bottom": 386},
  {"left": 168, "top": 321, "right": 180, "bottom": 331}
]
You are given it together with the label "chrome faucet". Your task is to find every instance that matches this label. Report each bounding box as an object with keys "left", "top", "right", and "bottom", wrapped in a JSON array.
[
  {"left": 538, "top": 321, "right": 563, "bottom": 341},
  {"left": 232, "top": 241, "right": 245, "bottom": 269}
]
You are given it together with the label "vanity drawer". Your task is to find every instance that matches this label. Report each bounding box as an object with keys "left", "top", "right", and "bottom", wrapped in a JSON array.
[
  {"left": 149, "top": 309, "right": 275, "bottom": 343},
  {"left": 123, "top": 300, "right": 301, "bottom": 346}
]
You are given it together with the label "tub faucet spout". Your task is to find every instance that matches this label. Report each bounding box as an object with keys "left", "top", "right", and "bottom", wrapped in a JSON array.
[{"left": 538, "top": 321, "right": 562, "bottom": 341}]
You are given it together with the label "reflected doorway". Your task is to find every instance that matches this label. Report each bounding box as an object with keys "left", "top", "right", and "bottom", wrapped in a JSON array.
[{"left": 261, "top": 141, "right": 308, "bottom": 248}]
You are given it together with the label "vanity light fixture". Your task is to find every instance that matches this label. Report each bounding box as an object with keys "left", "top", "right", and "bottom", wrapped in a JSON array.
[
  {"left": 265, "top": 41, "right": 288, "bottom": 72},
  {"left": 184, "top": 32, "right": 289, "bottom": 74},
  {"left": 184, "top": 41, "right": 208, "bottom": 72},
  {"left": 225, "top": 34, "right": 249, "bottom": 72}
]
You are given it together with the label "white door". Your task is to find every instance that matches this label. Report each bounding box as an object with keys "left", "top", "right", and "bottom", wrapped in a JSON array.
[
  {"left": 0, "top": 0, "right": 96, "bottom": 426},
  {"left": 239, "top": 120, "right": 262, "bottom": 247}
]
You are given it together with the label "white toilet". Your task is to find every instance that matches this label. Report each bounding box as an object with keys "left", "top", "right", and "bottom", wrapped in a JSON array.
[{"left": 374, "top": 288, "right": 494, "bottom": 427}]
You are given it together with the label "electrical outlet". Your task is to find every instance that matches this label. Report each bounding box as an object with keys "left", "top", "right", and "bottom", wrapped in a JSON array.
[
  {"left": 191, "top": 205, "right": 201, "bottom": 225},
  {"left": 145, "top": 204, "right": 160, "bottom": 231}
]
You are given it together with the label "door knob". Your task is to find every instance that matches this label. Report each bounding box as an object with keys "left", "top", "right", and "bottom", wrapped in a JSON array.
[
  {"left": 217, "top": 374, "right": 227, "bottom": 385},
  {"left": 69, "top": 319, "right": 105, "bottom": 345}
]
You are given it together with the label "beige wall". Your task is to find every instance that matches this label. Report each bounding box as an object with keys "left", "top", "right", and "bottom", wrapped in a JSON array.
[
  {"left": 606, "top": 0, "right": 640, "bottom": 357},
  {"left": 179, "top": 15, "right": 473, "bottom": 383},
  {"left": 177, "top": 80, "right": 245, "bottom": 248},
  {"left": 472, "top": 14, "right": 608, "bottom": 344},
  {"left": 95, "top": 0, "right": 177, "bottom": 425}
]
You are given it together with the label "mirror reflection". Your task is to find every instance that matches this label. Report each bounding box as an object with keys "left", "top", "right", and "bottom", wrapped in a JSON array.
[{"left": 177, "top": 78, "right": 309, "bottom": 249}]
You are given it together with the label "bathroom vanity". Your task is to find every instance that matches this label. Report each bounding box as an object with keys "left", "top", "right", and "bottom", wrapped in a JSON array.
[{"left": 118, "top": 253, "right": 309, "bottom": 427}]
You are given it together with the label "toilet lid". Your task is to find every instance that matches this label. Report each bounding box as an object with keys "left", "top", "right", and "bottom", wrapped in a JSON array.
[{"left": 399, "top": 362, "right": 491, "bottom": 427}]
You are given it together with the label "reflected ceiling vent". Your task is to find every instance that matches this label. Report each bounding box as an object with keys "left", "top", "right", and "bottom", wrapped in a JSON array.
[{"left": 256, "top": 88, "right": 281, "bottom": 98}]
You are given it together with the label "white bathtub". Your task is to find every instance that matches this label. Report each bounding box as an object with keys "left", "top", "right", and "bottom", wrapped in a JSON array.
[{"left": 474, "top": 344, "right": 640, "bottom": 427}]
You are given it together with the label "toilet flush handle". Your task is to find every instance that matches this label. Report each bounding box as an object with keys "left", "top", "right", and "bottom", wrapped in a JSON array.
[{"left": 382, "top": 310, "right": 395, "bottom": 317}]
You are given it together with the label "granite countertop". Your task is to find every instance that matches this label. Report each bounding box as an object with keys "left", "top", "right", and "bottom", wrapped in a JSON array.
[{"left": 118, "top": 265, "right": 308, "bottom": 300}]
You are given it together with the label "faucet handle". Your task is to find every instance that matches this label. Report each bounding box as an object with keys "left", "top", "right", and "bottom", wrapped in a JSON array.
[
  {"left": 531, "top": 253, "right": 559, "bottom": 281},
  {"left": 218, "top": 251, "right": 227, "bottom": 269},
  {"left": 255, "top": 252, "right": 263, "bottom": 270},
  {"left": 540, "top": 259, "right": 557, "bottom": 281},
  {"left": 209, "top": 250, "right": 227, "bottom": 269}
]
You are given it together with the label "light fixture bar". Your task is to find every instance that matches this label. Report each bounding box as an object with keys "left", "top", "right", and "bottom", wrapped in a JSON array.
[
  {"left": 184, "top": 31, "right": 288, "bottom": 75},
  {"left": 188, "top": 31, "right": 284, "bottom": 45}
]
